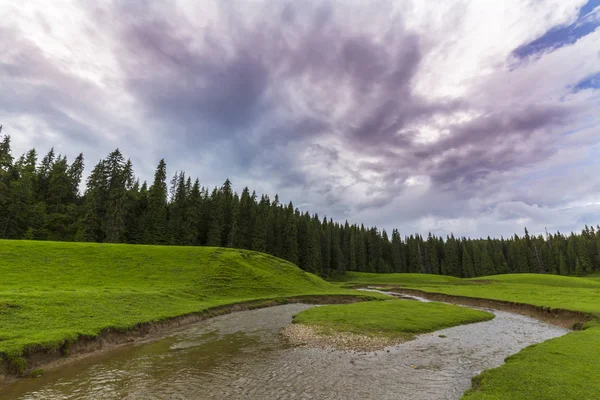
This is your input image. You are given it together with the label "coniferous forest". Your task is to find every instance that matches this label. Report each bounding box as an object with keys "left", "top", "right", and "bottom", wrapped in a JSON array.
[{"left": 1, "top": 132, "right": 599, "bottom": 278}]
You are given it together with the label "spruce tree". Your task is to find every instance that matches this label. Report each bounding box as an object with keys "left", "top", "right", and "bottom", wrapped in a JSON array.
[
  {"left": 349, "top": 229, "right": 357, "bottom": 271},
  {"left": 252, "top": 196, "right": 268, "bottom": 252},
  {"left": 77, "top": 160, "right": 108, "bottom": 242},
  {"left": 104, "top": 150, "right": 128, "bottom": 243},
  {"left": 283, "top": 202, "right": 299, "bottom": 265},
  {"left": 462, "top": 243, "right": 475, "bottom": 278},
  {"left": 427, "top": 233, "right": 439, "bottom": 274},
  {"left": 206, "top": 187, "right": 223, "bottom": 247},
  {"left": 144, "top": 159, "right": 168, "bottom": 244}
]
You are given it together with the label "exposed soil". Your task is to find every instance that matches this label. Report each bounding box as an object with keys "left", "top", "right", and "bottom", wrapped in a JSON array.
[
  {"left": 0, "top": 294, "right": 369, "bottom": 387},
  {"left": 281, "top": 323, "right": 407, "bottom": 352}
]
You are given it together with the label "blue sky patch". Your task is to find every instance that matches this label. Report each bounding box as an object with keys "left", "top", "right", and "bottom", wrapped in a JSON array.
[
  {"left": 574, "top": 72, "right": 600, "bottom": 91},
  {"left": 513, "top": 0, "right": 600, "bottom": 59}
]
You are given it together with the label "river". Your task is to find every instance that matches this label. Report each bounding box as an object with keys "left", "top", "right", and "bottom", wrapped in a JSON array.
[{"left": 0, "top": 296, "right": 568, "bottom": 400}]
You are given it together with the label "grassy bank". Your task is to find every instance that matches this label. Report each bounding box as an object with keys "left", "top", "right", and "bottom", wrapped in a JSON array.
[
  {"left": 0, "top": 240, "right": 383, "bottom": 367},
  {"left": 292, "top": 299, "right": 494, "bottom": 339},
  {"left": 333, "top": 272, "right": 600, "bottom": 400},
  {"left": 463, "top": 325, "right": 600, "bottom": 399},
  {"left": 337, "top": 272, "right": 600, "bottom": 314}
]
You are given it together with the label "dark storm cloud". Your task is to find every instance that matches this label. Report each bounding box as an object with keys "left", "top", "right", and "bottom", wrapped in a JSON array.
[
  {"left": 110, "top": 2, "right": 432, "bottom": 136},
  {"left": 103, "top": 0, "right": 580, "bottom": 212},
  {"left": 417, "top": 105, "right": 572, "bottom": 187}
]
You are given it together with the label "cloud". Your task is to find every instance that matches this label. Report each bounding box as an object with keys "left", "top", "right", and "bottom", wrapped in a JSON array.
[{"left": 2, "top": 0, "right": 600, "bottom": 238}]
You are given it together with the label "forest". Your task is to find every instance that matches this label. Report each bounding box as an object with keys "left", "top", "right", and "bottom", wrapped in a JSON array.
[{"left": 1, "top": 131, "right": 599, "bottom": 278}]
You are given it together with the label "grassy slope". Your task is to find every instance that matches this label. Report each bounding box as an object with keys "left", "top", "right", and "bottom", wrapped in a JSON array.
[
  {"left": 334, "top": 272, "right": 460, "bottom": 286},
  {"left": 0, "top": 240, "right": 382, "bottom": 358},
  {"left": 333, "top": 272, "right": 600, "bottom": 400},
  {"left": 293, "top": 299, "right": 493, "bottom": 339}
]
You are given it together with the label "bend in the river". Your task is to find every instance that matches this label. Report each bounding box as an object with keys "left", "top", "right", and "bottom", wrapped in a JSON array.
[{"left": 0, "top": 292, "right": 568, "bottom": 400}]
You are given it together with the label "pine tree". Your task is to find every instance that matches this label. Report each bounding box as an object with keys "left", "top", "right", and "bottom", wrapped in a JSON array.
[
  {"left": 234, "top": 187, "right": 255, "bottom": 249},
  {"left": 206, "top": 187, "right": 223, "bottom": 247},
  {"left": 0, "top": 134, "right": 17, "bottom": 238},
  {"left": 575, "top": 258, "right": 584, "bottom": 276},
  {"left": 462, "top": 243, "right": 475, "bottom": 278},
  {"left": 320, "top": 218, "right": 332, "bottom": 275},
  {"left": 144, "top": 159, "right": 168, "bottom": 244},
  {"left": 578, "top": 235, "right": 593, "bottom": 275},
  {"left": 444, "top": 235, "right": 461, "bottom": 277},
  {"left": 427, "top": 233, "right": 439, "bottom": 274},
  {"left": 77, "top": 160, "right": 108, "bottom": 242},
  {"left": 104, "top": 150, "right": 128, "bottom": 243},
  {"left": 252, "top": 195, "right": 268, "bottom": 252},
  {"left": 184, "top": 179, "right": 202, "bottom": 245},
  {"left": 283, "top": 202, "right": 299, "bottom": 265},
  {"left": 559, "top": 252, "right": 569, "bottom": 275},
  {"left": 480, "top": 243, "right": 496, "bottom": 276},
  {"left": 220, "top": 179, "right": 234, "bottom": 247},
  {"left": 168, "top": 172, "right": 190, "bottom": 245},
  {"left": 391, "top": 229, "right": 403, "bottom": 272},
  {"left": 349, "top": 229, "right": 357, "bottom": 271}
]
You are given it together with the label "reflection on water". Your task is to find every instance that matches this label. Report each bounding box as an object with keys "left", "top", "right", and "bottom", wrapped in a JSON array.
[{"left": 0, "top": 303, "right": 568, "bottom": 400}]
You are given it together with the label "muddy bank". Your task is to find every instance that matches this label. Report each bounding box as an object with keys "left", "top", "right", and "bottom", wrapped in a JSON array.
[
  {"left": 281, "top": 323, "right": 407, "bottom": 352},
  {"left": 384, "top": 287, "right": 593, "bottom": 329},
  {"left": 0, "top": 294, "right": 371, "bottom": 386}
]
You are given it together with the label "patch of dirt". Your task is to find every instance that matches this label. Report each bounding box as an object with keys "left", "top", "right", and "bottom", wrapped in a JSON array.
[{"left": 281, "top": 323, "right": 407, "bottom": 352}]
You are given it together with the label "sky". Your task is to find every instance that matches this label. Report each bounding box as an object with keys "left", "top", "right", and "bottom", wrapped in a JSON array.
[{"left": 1, "top": 0, "right": 600, "bottom": 239}]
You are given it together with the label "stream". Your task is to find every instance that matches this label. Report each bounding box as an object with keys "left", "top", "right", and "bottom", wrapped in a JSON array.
[{"left": 0, "top": 293, "right": 568, "bottom": 400}]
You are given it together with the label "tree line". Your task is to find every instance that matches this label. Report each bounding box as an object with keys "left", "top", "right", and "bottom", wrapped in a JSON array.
[{"left": 1, "top": 131, "right": 599, "bottom": 277}]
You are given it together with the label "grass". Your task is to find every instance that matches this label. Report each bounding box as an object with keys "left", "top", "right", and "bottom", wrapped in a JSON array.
[
  {"left": 292, "top": 299, "right": 494, "bottom": 339},
  {"left": 333, "top": 272, "right": 460, "bottom": 286},
  {"left": 333, "top": 272, "right": 600, "bottom": 400},
  {"left": 586, "top": 271, "right": 600, "bottom": 280},
  {"left": 0, "top": 240, "right": 384, "bottom": 360},
  {"left": 337, "top": 272, "right": 600, "bottom": 314},
  {"left": 463, "top": 326, "right": 600, "bottom": 399}
]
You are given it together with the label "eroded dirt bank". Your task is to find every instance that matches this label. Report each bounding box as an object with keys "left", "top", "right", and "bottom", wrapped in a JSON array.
[{"left": 0, "top": 295, "right": 368, "bottom": 387}]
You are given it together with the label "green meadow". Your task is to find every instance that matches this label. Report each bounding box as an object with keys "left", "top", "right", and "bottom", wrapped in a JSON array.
[
  {"left": 333, "top": 272, "right": 600, "bottom": 400},
  {"left": 292, "top": 299, "right": 493, "bottom": 339},
  {"left": 0, "top": 240, "right": 382, "bottom": 361}
]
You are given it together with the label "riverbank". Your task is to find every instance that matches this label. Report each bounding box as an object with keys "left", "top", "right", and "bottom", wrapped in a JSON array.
[{"left": 0, "top": 240, "right": 386, "bottom": 383}]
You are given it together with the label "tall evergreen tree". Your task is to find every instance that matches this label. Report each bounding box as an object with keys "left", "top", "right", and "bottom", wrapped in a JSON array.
[
  {"left": 144, "top": 159, "right": 168, "bottom": 244},
  {"left": 462, "top": 242, "right": 475, "bottom": 278},
  {"left": 283, "top": 202, "right": 299, "bottom": 265}
]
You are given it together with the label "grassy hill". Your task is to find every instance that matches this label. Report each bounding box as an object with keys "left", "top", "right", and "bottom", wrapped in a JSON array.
[{"left": 0, "top": 240, "right": 379, "bottom": 360}]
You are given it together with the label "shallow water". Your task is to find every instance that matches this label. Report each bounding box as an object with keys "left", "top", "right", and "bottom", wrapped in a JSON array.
[{"left": 0, "top": 301, "right": 568, "bottom": 400}]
